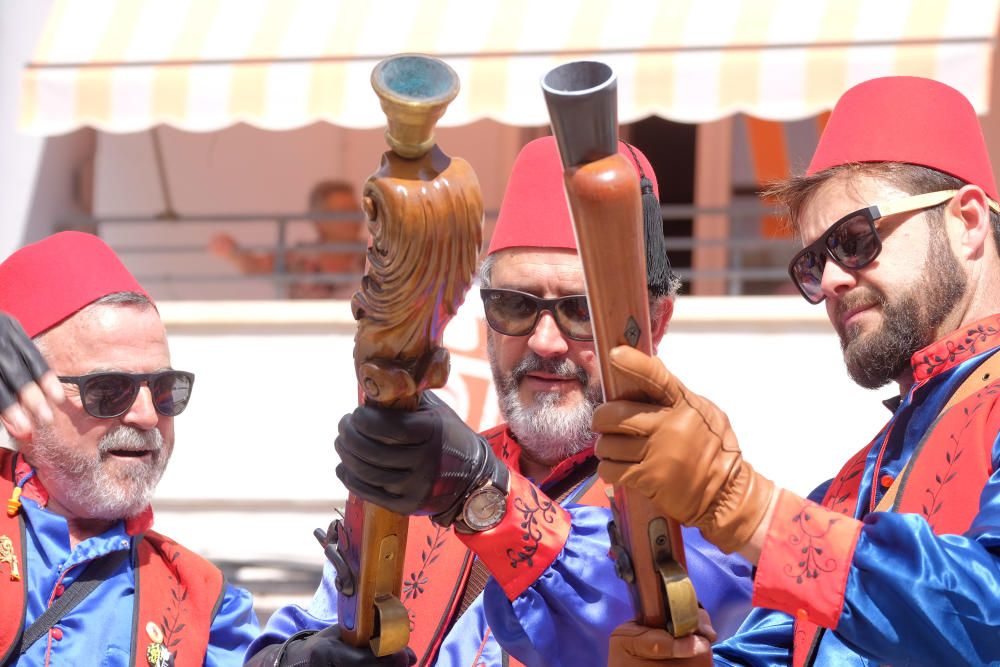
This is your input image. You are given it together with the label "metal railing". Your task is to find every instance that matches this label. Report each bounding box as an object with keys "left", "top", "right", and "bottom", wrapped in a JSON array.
[{"left": 84, "top": 200, "right": 797, "bottom": 298}]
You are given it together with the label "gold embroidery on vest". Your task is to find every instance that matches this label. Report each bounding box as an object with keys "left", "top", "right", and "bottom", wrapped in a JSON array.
[{"left": 0, "top": 535, "right": 19, "bottom": 581}]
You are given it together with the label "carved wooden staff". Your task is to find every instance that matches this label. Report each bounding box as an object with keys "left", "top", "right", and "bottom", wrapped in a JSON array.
[
  {"left": 316, "top": 54, "right": 483, "bottom": 656},
  {"left": 541, "top": 61, "right": 700, "bottom": 644}
]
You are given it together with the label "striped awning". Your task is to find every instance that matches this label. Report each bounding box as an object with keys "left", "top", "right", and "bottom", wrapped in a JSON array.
[{"left": 20, "top": 0, "right": 1000, "bottom": 135}]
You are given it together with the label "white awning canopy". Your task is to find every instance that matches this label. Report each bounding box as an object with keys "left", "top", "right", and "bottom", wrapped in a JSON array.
[{"left": 20, "top": 0, "right": 1000, "bottom": 135}]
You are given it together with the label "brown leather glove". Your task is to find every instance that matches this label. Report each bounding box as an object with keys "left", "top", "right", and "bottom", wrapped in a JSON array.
[
  {"left": 594, "top": 346, "right": 775, "bottom": 554},
  {"left": 609, "top": 609, "right": 716, "bottom": 666}
]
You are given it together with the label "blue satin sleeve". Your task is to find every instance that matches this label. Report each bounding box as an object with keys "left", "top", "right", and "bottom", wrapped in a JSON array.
[
  {"left": 484, "top": 504, "right": 753, "bottom": 667},
  {"left": 205, "top": 583, "right": 259, "bottom": 667},
  {"left": 243, "top": 560, "right": 340, "bottom": 660},
  {"left": 712, "top": 608, "right": 794, "bottom": 666}
]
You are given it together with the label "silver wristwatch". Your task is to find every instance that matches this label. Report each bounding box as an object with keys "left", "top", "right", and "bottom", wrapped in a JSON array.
[{"left": 456, "top": 478, "right": 508, "bottom": 533}]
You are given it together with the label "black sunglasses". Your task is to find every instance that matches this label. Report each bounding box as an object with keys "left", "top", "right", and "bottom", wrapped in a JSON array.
[
  {"left": 480, "top": 288, "right": 593, "bottom": 341},
  {"left": 788, "top": 190, "right": 960, "bottom": 304},
  {"left": 58, "top": 371, "right": 195, "bottom": 419}
]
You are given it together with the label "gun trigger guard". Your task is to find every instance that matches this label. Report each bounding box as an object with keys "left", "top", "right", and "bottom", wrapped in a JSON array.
[
  {"left": 313, "top": 519, "right": 357, "bottom": 597},
  {"left": 648, "top": 517, "right": 699, "bottom": 637}
]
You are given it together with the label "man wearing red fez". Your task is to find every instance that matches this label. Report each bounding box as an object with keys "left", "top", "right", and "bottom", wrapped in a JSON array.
[
  {"left": 0, "top": 232, "right": 258, "bottom": 666},
  {"left": 246, "top": 137, "right": 752, "bottom": 667},
  {"left": 595, "top": 76, "right": 1000, "bottom": 666}
]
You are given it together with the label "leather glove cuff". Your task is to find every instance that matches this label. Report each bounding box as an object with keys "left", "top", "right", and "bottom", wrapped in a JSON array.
[
  {"left": 430, "top": 436, "right": 509, "bottom": 528},
  {"left": 697, "top": 460, "right": 775, "bottom": 554}
]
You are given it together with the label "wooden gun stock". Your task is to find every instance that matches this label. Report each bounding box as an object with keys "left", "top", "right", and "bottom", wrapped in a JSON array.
[
  {"left": 319, "top": 55, "right": 483, "bottom": 657},
  {"left": 542, "top": 61, "right": 699, "bottom": 640}
]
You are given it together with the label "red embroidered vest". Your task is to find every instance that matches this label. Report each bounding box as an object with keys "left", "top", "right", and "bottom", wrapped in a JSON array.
[
  {"left": 402, "top": 426, "right": 608, "bottom": 667},
  {"left": 791, "top": 360, "right": 1000, "bottom": 666},
  {"left": 0, "top": 449, "right": 225, "bottom": 667}
]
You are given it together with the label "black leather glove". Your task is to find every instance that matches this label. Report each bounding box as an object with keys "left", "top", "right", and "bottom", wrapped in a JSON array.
[
  {"left": 244, "top": 626, "right": 416, "bottom": 667},
  {"left": 335, "top": 391, "right": 508, "bottom": 526},
  {"left": 0, "top": 312, "right": 50, "bottom": 413}
]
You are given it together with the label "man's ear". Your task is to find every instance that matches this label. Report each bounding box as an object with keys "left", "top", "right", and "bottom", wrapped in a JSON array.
[
  {"left": 650, "top": 296, "right": 674, "bottom": 354},
  {"left": 952, "top": 185, "right": 993, "bottom": 260}
]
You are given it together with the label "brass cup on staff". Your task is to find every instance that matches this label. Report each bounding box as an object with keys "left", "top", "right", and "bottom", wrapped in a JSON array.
[
  {"left": 541, "top": 59, "right": 699, "bottom": 638},
  {"left": 316, "top": 53, "right": 483, "bottom": 656}
]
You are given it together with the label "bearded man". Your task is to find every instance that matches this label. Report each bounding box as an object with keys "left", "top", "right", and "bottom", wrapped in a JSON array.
[
  {"left": 593, "top": 76, "right": 1000, "bottom": 666},
  {"left": 245, "top": 137, "right": 753, "bottom": 667},
  {"left": 0, "top": 232, "right": 258, "bottom": 666}
]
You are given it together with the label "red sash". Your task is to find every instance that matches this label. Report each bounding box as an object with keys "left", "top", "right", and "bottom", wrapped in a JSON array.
[
  {"left": 792, "top": 368, "right": 1000, "bottom": 666},
  {"left": 403, "top": 426, "right": 607, "bottom": 666},
  {"left": 0, "top": 449, "right": 224, "bottom": 667}
]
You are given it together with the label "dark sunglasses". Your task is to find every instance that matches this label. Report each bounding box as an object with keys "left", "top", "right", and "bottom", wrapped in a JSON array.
[
  {"left": 58, "top": 370, "right": 195, "bottom": 419},
  {"left": 480, "top": 288, "right": 593, "bottom": 341},
  {"left": 788, "top": 190, "right": 960, "bottom": 304}
]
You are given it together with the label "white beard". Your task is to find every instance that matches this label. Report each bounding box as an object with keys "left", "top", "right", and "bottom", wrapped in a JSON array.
[
  {"left": 27, "top": 425, "right": 168, "bottom": 520},
  {"left": 488, "top": 336, "right": 602, "bottom": 466}
]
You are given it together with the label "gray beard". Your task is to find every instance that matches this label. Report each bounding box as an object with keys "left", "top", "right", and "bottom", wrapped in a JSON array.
[
  {"left": 836, "top": 225, "right": 966, "bottom": 389},
  {"left": 488, "top": 337, "right": 602, "bottom": 466},
  {"left": 27, "top": 425, "right": 168, "bottom": 520}
]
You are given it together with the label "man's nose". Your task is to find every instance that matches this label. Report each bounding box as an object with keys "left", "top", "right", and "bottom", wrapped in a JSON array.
[
  {"left": 820, "top": 257, "right": 858, "bottom": 301},
  {"left": 122, "top": 385, "right": 159, "bottom": 430},
  {"left": 527, "top": 311, "right": 570, "bottom": 358}
]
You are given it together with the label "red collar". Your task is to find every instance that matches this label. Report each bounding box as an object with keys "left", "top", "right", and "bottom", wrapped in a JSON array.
[
  {"left": 911, "top": 314, "right": 1000, "bottom": 382},
  {"left": 496, "top": 426, "right": 596, "bottom": 487},
  {"left": 14, "top": 452, "right": 154, "bottom": 535}
]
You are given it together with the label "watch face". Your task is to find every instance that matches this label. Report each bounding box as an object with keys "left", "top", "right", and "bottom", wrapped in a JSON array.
[{"left": 464, "top": 486, "right": 507, "bottom": 531}]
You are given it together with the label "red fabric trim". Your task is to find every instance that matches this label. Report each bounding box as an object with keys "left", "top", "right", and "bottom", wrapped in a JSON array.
[
  {"left": 125, "top": 507, "right": 154, "bottom": 536},
  {"left": 753, "top": 490, "right": 861, "bottom": 629},
  {"left": 792, "top": 613, "right": 821, "bottom": 667},
  {"left": 894, "top": 378, "right": 1000, "bottom": 532},
  {"left": 541, "top": 447, "right": 595, "bottom": 488},
  {"left": 0, "top": 450, "right": 27, "bottom": 665},
  {"left": 400, "top": 518, "right": 473, "bottom": 663},
  {"left": 484, "top": 423, "right": 596, "bottom": 488},
  {"left": 457, "top": 471, "right": 571, "bottom": 600},
  {"left": 136, "top": 532, "right": 223, "bottom": 667},
  {"left": 911, "top": 314, "right": 1000, "bottom": 382},
  {"left": 822, "top": 443, "right": 869, "bottom": 517}
]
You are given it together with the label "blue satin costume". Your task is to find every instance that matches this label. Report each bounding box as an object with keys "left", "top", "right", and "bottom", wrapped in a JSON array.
[{"left": 715, "top": 345, "right": 1000, "bottom": 666}]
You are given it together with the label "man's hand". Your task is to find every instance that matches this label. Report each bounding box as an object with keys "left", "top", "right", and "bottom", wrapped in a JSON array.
[
  {"left": 610, "top": 608, "right": 717, "bottom": 666},
  {"left": 245, "top": 625, "right": 416, "bottom": 667},
  {"left": 0, "top": 313, "right": 64, "bottom": 440},
  {"left": 335, "top": 392, "right": 508, "bottom": 526},
  {"left": 207, "top": 233, "right": 238, "bottom": 258},
  {"left": 594, "top": 346, "right": 774, "bottom": 554}
]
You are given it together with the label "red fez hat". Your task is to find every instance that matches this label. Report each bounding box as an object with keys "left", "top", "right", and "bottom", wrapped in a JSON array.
[
  {"left": 808, "top": 76, "right": 998, "bottom": 201},
  {"left": 487, "top": 135, "right": 659, "bottom": 255},
  {"left": 0, "top": 231, "right": 150, "bottom": 338}
]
